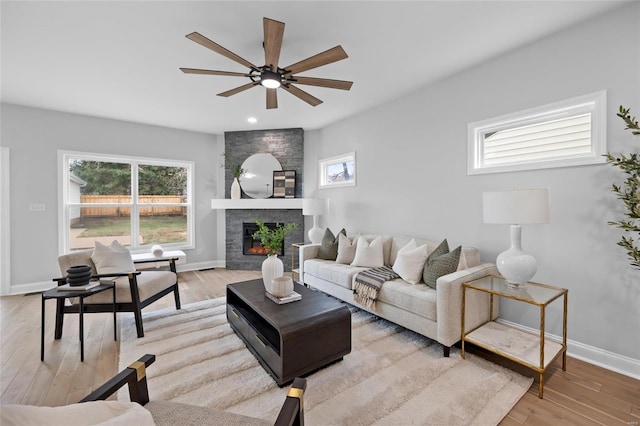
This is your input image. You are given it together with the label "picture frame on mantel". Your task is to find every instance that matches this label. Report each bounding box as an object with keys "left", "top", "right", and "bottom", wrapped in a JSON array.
[
  {"left": 319, "top": 152, "right": 356, "bottom": 189},
  {"left": 273, "top": 170, "right": 296, "bottom": 198}
]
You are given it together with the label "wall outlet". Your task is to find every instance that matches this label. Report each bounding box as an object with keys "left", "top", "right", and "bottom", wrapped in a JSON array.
[
  {"left": 29, "top": 203, "right": 45, "bottom": 212},
  {"left": 196, "top": 249, "right": 203, "bottom": 256}
]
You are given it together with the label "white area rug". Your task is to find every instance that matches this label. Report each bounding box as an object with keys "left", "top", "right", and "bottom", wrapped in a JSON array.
[{"left": 119, "top": 298, "right": 532, "bottom": 425}]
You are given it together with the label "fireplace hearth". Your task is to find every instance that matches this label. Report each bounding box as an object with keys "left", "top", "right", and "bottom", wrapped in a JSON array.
[{"left": 242, "top": 222, "right": 285, "bottom": 256}]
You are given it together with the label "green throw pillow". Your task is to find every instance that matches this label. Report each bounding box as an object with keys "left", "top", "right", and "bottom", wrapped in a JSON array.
[
  {"left": 423, "top": 245, "right": 461, "bottom": 289},
  {"left": 318, "top": 228, "right": 346, "bottom": 260}
]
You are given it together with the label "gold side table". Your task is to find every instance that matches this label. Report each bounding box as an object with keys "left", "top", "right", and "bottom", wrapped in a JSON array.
[{"left": 461, "top": 275, "right": 568, "bottom": 398}]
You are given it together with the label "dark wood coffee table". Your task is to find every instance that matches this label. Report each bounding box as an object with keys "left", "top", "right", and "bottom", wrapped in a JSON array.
[{"left": 226, "top": 279, "right": 351, "bottom": 386}]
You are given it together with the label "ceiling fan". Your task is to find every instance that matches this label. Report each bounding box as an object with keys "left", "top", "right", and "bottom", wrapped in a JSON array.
[{"left": 180, "top": 17, "right": 353, "bottom": 109}]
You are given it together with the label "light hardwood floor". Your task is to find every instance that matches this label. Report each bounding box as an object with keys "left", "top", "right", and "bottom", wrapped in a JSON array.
[{"left": 1, "top": 269, "right": 638, "bottom": 425}]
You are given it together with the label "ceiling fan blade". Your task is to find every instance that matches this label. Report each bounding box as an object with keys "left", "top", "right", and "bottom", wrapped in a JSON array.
[
  {"left": 217, "top": 82, "right": 257, "bottom": 97},
  {"left": 281, "top": 84, "right": 323, "bottom": 107},
  {"left": 186, "top": 32, "right": 257, "bottom": 70},
  {"left": 283, "top": 46, "right": 348, "bottom": 75},
  {"left": 289, "top": 76, "right": 353, "bottom": 90},
  {"left": 180, "top": 68, "right": 251, "bottom": 77},
  {"left": 263, "top": 18, "right": 285, "bottom": 70},
  {"left": 266, "top": 88, "right": 278, "bottom": 109}
]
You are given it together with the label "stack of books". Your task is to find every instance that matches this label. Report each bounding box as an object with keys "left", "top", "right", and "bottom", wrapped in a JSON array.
[
  {"left": 57, "top": 281, "right": 101, "bottom": 291},
  {"left": 265, "top": 291, "right": 302, "bottom": 305}
]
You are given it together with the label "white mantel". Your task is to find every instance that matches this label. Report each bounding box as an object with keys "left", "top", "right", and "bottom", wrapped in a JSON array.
[{"left": 211, "top": 198, "right": 304, "bottom": 209}]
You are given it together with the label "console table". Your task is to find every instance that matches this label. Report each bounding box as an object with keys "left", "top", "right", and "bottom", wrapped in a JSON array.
[
  {"left": 461, "top": 275, "right": 568, "bottom": 398},
  {"left": 226, "top": 279, "right": 351, "bottom": 386}
]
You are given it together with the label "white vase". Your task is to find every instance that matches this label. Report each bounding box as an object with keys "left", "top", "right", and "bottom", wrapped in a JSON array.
[
  {"left": 262, "top": 254, "right": 284, "bottom": 291},
  {"left": 231, "top": 177, "right": 241, "bottom": 200}
]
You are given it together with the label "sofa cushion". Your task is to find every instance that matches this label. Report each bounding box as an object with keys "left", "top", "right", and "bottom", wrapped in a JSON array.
[
  {"left": 318, "top": 228, "right": 346, "bottom": 260},
  {"left": 423, "top": 245, "right": 462, "bottom": 289},
  {"left": 304, "top": 259, "right": 368, "bottom": 290},
  {"left": 91, "top": 240, "right": 135, "bottom": 275},
  {"left": 392, "top": 240, "right": 428, "bottom": 284},
  {"left": 336, "top": 233, "right": 358, "bottom": 264},
  {"left": 377, "top": 279, "right": 437, "bottom": 321},
  {"left": 351, "top": 236, "right": 384, "bottom": 268}
]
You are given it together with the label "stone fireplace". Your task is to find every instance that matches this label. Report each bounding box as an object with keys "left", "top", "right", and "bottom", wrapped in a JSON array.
[{"left": 223, "top": 128, "right": 304, "bottom": 271}]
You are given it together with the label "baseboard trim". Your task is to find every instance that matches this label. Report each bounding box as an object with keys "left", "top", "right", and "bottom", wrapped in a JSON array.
[
  {"left": 176, "top": 260, "right": 225, "bottom": 272},
  {"left": 496, "top": 318, "right": 640, "bottom": 380}
]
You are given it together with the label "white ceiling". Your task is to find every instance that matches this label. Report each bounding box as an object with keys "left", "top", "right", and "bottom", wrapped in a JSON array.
[{"left": 1, "top": 1, "right": 626, "bottom": 135}]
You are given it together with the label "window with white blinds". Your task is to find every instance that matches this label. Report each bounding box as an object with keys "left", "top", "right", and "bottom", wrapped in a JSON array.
[{"left": 468, "top": 91, "right": 606, "bottom": 174}]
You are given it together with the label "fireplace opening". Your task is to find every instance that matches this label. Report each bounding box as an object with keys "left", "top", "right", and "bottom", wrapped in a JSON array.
[{"left": 242, "top": 222, "right": 285, "bottom": 256}]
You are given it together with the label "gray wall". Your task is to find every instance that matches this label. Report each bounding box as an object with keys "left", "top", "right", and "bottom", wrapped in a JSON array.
[
  {"left": 0, "top": 104, "right": 222, "bottom": 294},
  {"left": 304, "top": 4, "right": 640, "bottom": 369}
]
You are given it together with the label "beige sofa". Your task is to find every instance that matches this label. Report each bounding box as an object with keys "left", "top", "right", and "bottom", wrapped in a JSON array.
[{"left": 299, "top": 234, "right": 498, "bottom": 356}]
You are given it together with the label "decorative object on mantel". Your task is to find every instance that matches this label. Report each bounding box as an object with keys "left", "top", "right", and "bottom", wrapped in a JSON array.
[
  {"left": 222, "top": 153, "right": 245, "bottom": 200},
  {"left": 605, "top": 106, "right": 640, "bottom": 271},
  {"left": 273, "top": 170, "right": 296, "bottom": 198},
  {"left": 483, "top": 188, "right": 550, "bottom": 287},
  {"left": 252, "top": 220, "right": 298, "bottom": 291},
  {"left": 303, "top": 198, "right": 329, "bottom": 244},
  {"left": 241, "top": 153, "right": 282, "bottom": 199}
]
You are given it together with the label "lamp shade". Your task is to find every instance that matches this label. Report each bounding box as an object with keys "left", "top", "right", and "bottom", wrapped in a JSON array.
[
  {"left": 483, "top": 189, "right": 550, "bottom": 225},
  {"left": 302, "top": 198, "right": 329, "bottom": 216}
]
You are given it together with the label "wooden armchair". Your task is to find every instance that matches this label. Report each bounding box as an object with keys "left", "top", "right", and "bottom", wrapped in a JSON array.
[
  {"left": 1, "top": 354, "right": 306, "bottom": 426},
  {"left": 83, "top": 354, "right": 306, "bottom": 426},
  {"left": 55, "top": 249, "right": 181, "bottom": 338}
]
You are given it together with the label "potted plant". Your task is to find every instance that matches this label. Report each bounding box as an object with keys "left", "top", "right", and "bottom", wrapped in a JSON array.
[
  {"left": 222, "top": 153, "right": 245, "bottom": 199},
  {"left": 606, "top": 106, "right": 640, "bottom": 270},
  {"left": 252, "top": 220, "right": 298, "bottom": 291}
]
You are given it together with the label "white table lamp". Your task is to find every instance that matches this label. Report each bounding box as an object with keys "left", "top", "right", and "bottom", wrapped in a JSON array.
[
  {"left": 483, "top": 189, "right": 550, "bottom": 286},
  {"left": 302, "top": 198, "right": 329, "bottom": 244}
]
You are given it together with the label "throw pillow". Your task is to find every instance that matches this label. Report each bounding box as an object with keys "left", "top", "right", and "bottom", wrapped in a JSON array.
[
  {"left": 351, "top": 236, "right": 384, "bottom": 268},
  {"left": 336, "top": 233, "right": 358, "bottom": 264},
  {"left": 423, "top": 245, "right": 461, "bottom": 289},
  {"left": 392, "top": 240, "right": 428, "bottom": 284},
  {"left": 91, "top": 240, "right": 135, "bottom": 275},
  {"left": 318, "top": 228, "right": 346, "bottom": 260}
]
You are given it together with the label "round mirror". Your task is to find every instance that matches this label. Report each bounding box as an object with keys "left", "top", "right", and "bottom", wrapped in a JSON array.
[{"left": 240, "top": 153, "right": 283, "bottom": 199}]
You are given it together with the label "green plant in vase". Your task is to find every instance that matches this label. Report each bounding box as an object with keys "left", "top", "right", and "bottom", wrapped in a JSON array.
[
  {"left": 606, "top": 106, "right": 640, "bottom": 270},
  {"left": 252, "top": 220, "right": 298, "bottom": 256},
  {"left": 253, "top": 220, "right": 298, "bottom": 292}
]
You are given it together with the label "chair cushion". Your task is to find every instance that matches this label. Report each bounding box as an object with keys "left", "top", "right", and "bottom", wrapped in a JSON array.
[
  {"left": 73, "top": 271, "right": 177, "bottom": 305},
  {"left": 91, "top": 241, "right": 135, "bottom": 275},
  {"left": 145, "top": 401, "right": 270, "bottom": 426},
  {"left": 0, "top": 401, "right": 155, "bottom": 426}
]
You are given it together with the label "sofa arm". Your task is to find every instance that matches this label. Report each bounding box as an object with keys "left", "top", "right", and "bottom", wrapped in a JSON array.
[
  {"left": 298, "top": 243, "right": 320, "bottom": 284},
  {"left": 436, "top": 263, "right": 499, "bottom": 349}
]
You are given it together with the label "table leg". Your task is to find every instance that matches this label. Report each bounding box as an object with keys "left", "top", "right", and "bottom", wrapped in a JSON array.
[
  {"left": 41, "top": 296, "right": 45, "bottom": 361},
  {"left": 79, "top": 297, "right": 84, "bottom": 362},
  {"left": 113, "top": 285, "right": 117, "bottom": 341}
]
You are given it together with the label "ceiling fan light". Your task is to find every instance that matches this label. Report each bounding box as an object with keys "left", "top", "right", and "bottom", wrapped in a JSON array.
[{"left": 261, "top": 70, "right": 281, "bottom": 88}]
